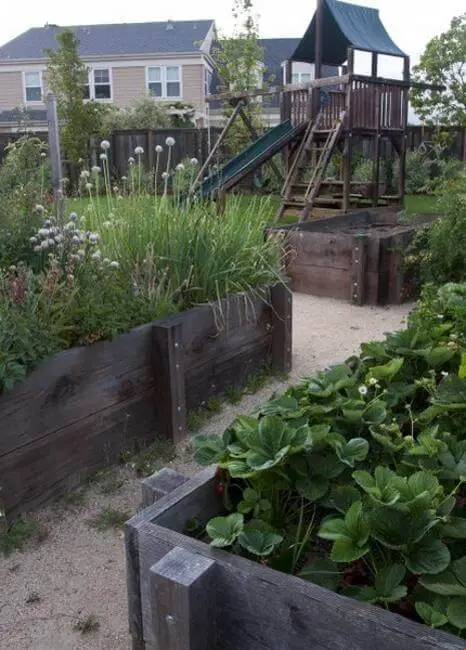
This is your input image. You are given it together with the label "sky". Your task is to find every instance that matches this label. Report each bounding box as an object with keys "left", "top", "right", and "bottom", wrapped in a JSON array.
[{"left": 0, "top": 0, "right": 463, "bottom": 67}]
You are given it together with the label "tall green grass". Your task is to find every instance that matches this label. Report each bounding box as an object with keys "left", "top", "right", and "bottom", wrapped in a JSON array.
[{"left": 68, "top": 190, "right": 284, "bottom": 310}]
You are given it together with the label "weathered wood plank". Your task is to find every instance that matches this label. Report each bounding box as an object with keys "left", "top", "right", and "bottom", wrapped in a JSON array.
[
  {"left": 141, "top": 469, "right": 189, "bottom": 508},
  {"left": 270, "top": 280, "right": 292, "bottom": 374},
  {"left": 290, "top": 265, "right": 350, "bottom": 300},
  {"left": 152, "top": 322, "right": 187, "bottom": 443},
  {"left": 150, "top": 548, "right": 217, "bottom": 650},
  {"left": 132, "top": 469, "right": 466, "bottom": 650},
  {"left": 351, "top": 234, "right": 367, "bottom": 305},
  {"left": 126, "top": 467, "right": 218, "bottom": 648}
]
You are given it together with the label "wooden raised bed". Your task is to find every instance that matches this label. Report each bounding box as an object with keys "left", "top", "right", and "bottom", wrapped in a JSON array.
[
  {"left": 125, "top": 468, "right": 466, "bottom": 650},
  {"left": 273, "top": 208, "right": 435, "bottom": 306},
  {"left": 0, "top": 283, "right": 291, "bottom": 516}
]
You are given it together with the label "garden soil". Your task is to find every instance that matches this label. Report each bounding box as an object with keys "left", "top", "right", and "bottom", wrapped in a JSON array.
[{"left": 0, "top": 293, "right": 411, "bottom": 650}]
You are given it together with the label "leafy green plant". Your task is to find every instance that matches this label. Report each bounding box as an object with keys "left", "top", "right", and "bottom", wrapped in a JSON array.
[{"left": 194, "top": 285, "right": 466, "bottom": 638}]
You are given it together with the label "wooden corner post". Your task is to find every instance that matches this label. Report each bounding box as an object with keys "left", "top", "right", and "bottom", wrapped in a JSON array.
[
  {"left": 150, "top": 547, "right": 217, "bottom": 650},
  {"left": 270, "top": 280, "right": 293, "bottom": 374},
  {"left": 152, "top": 322, "right": 187, "bottom": 443}
]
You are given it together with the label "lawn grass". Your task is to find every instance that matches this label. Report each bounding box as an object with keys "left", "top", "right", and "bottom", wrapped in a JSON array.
[{"left": 66, "top": 192, "right": 439, "bottom": 231}]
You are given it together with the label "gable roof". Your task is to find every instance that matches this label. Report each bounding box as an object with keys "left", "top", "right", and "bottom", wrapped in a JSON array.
[
  {"left": 292, "top": 0, "right": 405, "bottom": 65},
  {"left": 0, "top": 20, "right": 214, "bottom": 61}
]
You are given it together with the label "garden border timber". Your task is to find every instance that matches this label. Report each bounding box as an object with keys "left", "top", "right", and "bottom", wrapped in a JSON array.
[
  {"left": 126, "top": 468, "right": 466, "bottom": 650},
  {"left": 0, "top": 282, "right": 291, "bottom": 517},
  {"left": 269, "top": 208, "right": 438, "bottom": 306}
]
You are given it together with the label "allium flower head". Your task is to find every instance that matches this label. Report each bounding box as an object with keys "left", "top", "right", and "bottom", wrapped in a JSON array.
[
  {"left": 48, "top": 238, "right": 55, "bottom": 247},
  {"left": 55, "top": 234, "right": 63, "bottom": 244},
  {"left": 155, "top": 145, "right": 163, "bottom": 153},
  {"left": 38, "top": 228, "right": 50, "bottom": 238},
  {"left": 72, "top": 235, "right": 80, "bottom": 244},
  {"left": 134, "top": 146, "right": 144, "bottom": 155},
  {"left": 91, "top": 165, "right": 101, "bottom": 174},
  {"left": 88, "top": 233, "right": 100, "bottom": 245},
  {"left": 40, "top": 152, "right": 47, "bottom": 158},
  {"left": 30, "top": 236, "right": 37, "bottom": 244},
  {"left": 162, "top": 171, "right": 169, "bottom": 179},
  {"left": 190, "top": 157, "right": 198, "bottom": 165},
  {"left": 100, "top": 140, "right": 111, "bottom": 151},
  {"left": 176, "top": 163, "right": 185, "bottom": 171},
  {"left": 109, "top": 260, "right": 120, "bottom": 269},
  {"left": 35, "top": 204, "right": 45, "bottom": 214},
  {"left": 128, "top": 157, "right": 135, "bottom": 165},
  {"left": 121, "top": 176, "right": 127, "bottom": 181},
  {"left": 165, "top": 137, "right": 175, "bottom": 147},
  {"left": 91, "top": 250, "right": 102, "bottom": 261},
  {"left": 77, "top": 249, "right": 85, "bottom": 258},
  {"left": 69, "top": 212, "right": 78, "bottom": 222},
  {"left": 34, "top": 245, "right": 41, "bottom": 252},
  {"left": 103, "top": 258, "right": 111, "bottom": 265},
  {"left": 80, "top": 170, "right": 90, "bottom": 179},
  {"left": 40, "top": 239, "right": 49, "bottom": 250},
  {"left": 99, "top": 153, "right": 108, "bottom": 161},
  {"left": 85, "top": 182, "right": 93, "bottom": 191}
]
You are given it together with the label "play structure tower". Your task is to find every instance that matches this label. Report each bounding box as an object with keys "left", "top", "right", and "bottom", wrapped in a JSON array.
[{"left": 195, "top": 0, "right": 442, "bottom": 221}]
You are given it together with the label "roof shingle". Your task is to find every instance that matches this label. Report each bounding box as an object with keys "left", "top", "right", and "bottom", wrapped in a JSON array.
[{"left": 0, "top": 20, "right": 214, "bottom": 61}]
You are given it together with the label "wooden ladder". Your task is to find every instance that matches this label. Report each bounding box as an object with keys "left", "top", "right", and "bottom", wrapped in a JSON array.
[
  {"left": 276, "top": 110, "right": 325, "bottom": 220},
  {"left": 299, "top": 111, "right": 346, "bottom": 222}
]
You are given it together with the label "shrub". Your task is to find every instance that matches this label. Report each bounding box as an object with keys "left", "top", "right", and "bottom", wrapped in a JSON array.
[
  {"left": 0, "top": 136, "right": 51, "bottom": 267},
  {"left": 195, "top": 284, "right": 466, "bottom": 638},
  {"left": 418, "top": 169, "right": 466, "bottom": 284}
]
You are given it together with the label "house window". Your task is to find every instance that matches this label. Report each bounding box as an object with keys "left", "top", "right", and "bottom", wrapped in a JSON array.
[
  {"left": 147, "top": 66, "right": 181, "bottom": 99},
  {"left": 93, "top": 69, "right": 111, "bottom": 99},
  {"left": 24, "top": 71, "right": 42, "bottom": 102},
  {"left": 291, "top": 72, "right": 312, "bottom": 84}
]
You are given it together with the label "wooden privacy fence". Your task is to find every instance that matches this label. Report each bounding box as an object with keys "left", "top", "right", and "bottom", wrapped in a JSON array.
[
  {"left": 126, "top": 467, "right": 466, "bottom": 650},
  {"left": 99, "top": 127, "right": 224, "bottom": 178},
  {"left": 0, "top": 283, "right": 292, "bottom": 517}
]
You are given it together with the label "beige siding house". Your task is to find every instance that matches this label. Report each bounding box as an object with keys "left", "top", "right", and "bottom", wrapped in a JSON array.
[
  {"left": 0, "top": 21, "right": 332, "bottom": 133},
  {"left": 0, "top": 20, "right": 216, "bottom": 132}
]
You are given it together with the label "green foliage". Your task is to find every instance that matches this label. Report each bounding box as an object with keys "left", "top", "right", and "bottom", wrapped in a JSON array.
[
  {"left": 195, "top": 285, "right": 466, "bottom": 637},
  {"left": 0, "top": 139, "right": 283, "bottom": 393},
  {"left": 417, "top": 170, "right": 466, "bottom": 284},
  {"left": 101, "top": 97, "right": 198, "bottom": 133},
  {"left": 411, "top": 13, "right": 466, "bottom": 127},
  {"left": 0, "top": 136, "right": 51, "bottom": 267},
  {"left": 213, "top": 0, "right": 267, "bottom": 154},
  {"left": 46, "top": 30, "right": 108, "bottom": 162},
  {"left": 0, "top": 516, "right": 43, "bottom": 557}
]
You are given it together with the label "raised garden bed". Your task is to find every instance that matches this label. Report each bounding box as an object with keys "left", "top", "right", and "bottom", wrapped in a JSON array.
[
  {"left": 272, "top": 208, "right": 436, "bottom": 305},
  {"left": 125, "top": 468, "right": 466, "bottom": 650},
  {"left": 0, "top": 283, "right": 291, "bottom": 516}
]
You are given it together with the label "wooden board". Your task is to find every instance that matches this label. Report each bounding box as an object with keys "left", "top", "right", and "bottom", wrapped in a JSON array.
[
  {"left": 0, "top": 285, "right": 289, "bottom": 516},
  {"left": 128, "top": 469, "right": 466, "bottom": 650}
]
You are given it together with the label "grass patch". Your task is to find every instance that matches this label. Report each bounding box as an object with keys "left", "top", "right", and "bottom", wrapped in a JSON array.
[
  {"left": 0, "top": 518, "right": 47, "bottom": 557},
  {"left": 61, "top": 488, "right": 87, "bottom": 509},
  {"left": 121, "top": 438, "right": 177, "bottom": 478},
  {"left": 91, "top": 469, "right": 124, "bottom": 495},
  {"left": 73, "top": 615, "right": 100, "bottom": 635},
  {"left": 224, "top": 385, "right": 243, "bottom": 404},
  {"left": 404, "top": 194, "right": 439, "bottom": 215},
  {"left": 88, "top": 507, "right": 130, "bottom": 532}
]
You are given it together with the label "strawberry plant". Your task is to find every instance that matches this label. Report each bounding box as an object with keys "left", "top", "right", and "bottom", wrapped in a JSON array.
[{"left": 194, "top": 283, "right": 466, "bottom": 639}]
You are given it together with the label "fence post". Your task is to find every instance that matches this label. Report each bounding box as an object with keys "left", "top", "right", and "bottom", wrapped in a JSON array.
[
  {"left": 152, "top": 322, "right": 187, "bottom": 443},
  {"left": 46, "top": 92, "right": 63, "bottom": 214},
  {"left": 270, "top": 279, "right": 293, "bottom": 374},
  {"left": 150, "top": 547, "right": 217, "bottom": 650},
  {"left": 351, "top": 234, "right": 367, "bottom": 306}
]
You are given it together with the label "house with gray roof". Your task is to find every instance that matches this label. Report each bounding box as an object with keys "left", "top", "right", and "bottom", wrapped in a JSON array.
[{"left": 0, "top": 19, "right": 338, "bottom": 132}]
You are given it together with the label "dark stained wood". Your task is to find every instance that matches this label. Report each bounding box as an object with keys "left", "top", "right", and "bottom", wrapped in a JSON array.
[
  {"left": 271, "top": 280, "right": 292, "bottom": 374},
  {"left": 0, "top": 286, "right": 289, "bottom": 516},
  {"left": 351, "top": 235, "right": 367, "bottom": 305},
  {"left": 152, "top": 322, "right": 187, "bottom": 443},
  {"left": 150, "top": 548, "right": 217, "bottom": 650},
  {"left": 131, "top": 469, "right": 466, "bottom": 650}
]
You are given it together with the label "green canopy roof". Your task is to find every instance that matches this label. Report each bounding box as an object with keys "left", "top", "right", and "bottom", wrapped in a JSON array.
[{"left": 292, "top": 0, "right": 406, "bottom": 65}]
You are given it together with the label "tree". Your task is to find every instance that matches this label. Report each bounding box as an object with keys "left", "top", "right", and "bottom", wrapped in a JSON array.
[
  {"left": 411, "top": 14, "right": 466, "bottom": 127},
  {"left": 213, "top": 0, "right": 268, "bottom": 153},
  {"left": 46, "top": 30, "right": 107, "bottom": 162}
]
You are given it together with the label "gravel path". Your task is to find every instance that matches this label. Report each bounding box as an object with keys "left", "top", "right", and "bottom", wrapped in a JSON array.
[{"left": 0, "top": 293, "right": 411, "bottom": 650}]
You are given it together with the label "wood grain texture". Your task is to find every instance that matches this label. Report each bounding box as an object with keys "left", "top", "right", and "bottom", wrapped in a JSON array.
[
  {"left": 150, "top": 548, "right": 217, "bottom": 650},
  {"left": 271, "top": 280, "right": 292, "bottom": 374},
  {"left": 141, "top": 469, "right": 189, "bottom": 508},
  {"left": 1, "top": 284, "right": 286, "bottom": 516},
  {"left": 133, "top": 470, "right": 466, "bottom": 650}
]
